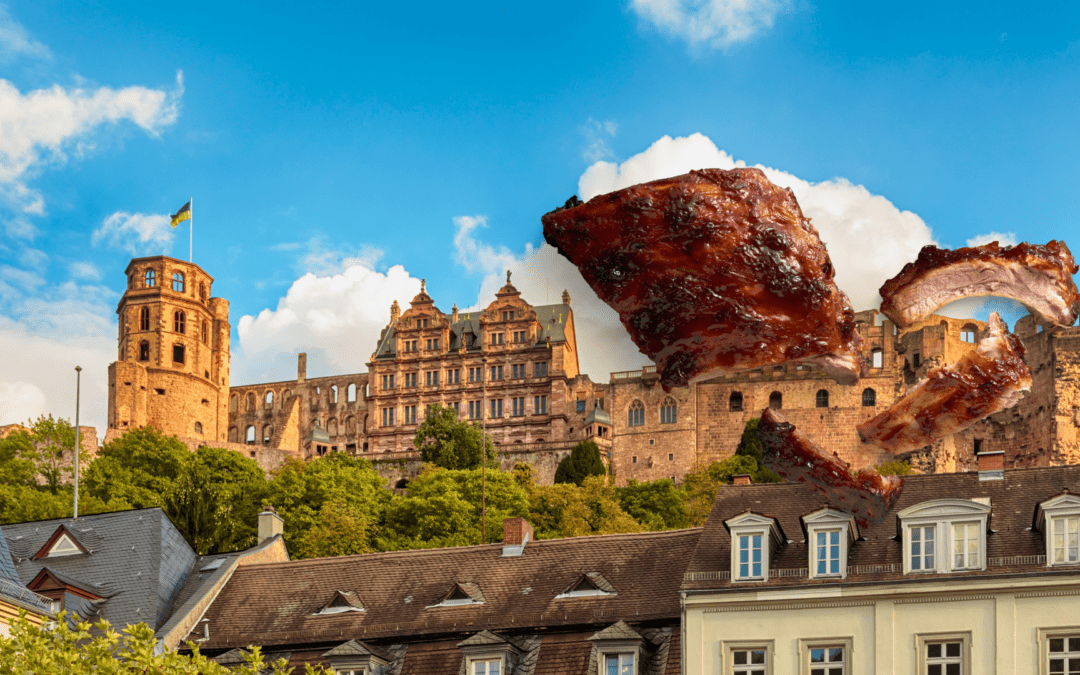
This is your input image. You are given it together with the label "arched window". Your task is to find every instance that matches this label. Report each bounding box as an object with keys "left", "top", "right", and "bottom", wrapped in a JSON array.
[
  {"left": 314, "top": 419, "right": 321, "bottom": 429},
  {"left": 862, "top": 388, "right": 876, "bottom": 407},
  {"left": 202, "top": 321, "right": 208, "bottom": 345},
  {"left": 283, "top": 389, "right": 292, "bottom": 400},
  {"left": 263, "top": 425, "right": 273, "bottom": 444},
  {"left": 346, "top": 416, "right": 356, "bottom": 434},
  {"left": 228, "top": 427, "right": 238, "bottom": 443},
  {"left": 331, "top": 385, "right": 338, "bottom": 403},
  {"left": 174, "top": 310, "right": 185, "bottom": 334},
  {"left": 139, "top": 341, "right": 150, "bottom": 361},
  {"left": 245, "top": 426, "right": 255, "bottom": 444},
  {"left": 347, "top": 383, "right": 357, "bottom": 402},
  {"left": 229, "top": 393, "right": 238, "bottom": 412},
  {"left": 199, "top": 283, "right": 206, "bottom": 301},
  {"left": 816, "top": 389, "right": 830, "bottom": 408},
  {"left": 729, "top": 391, "right": 743, "bottom": 412},
  {"left": 328, "top": 418, "right": 338, "bottom": 436},
  {"left": 961, "top": 323, "right": 978, "bottom": 343},
  {"left": 660, "top": 397, "right": 677, "bottom": 424},
  {"left": 246, "top": 392, "right": 255, "bottom": 411},
  {"left": 264, "top": 391, "right": 273, "bottom": 409},
  {"left": 769, "top": 391, "right": 782, "bottom": 410},
  {"left": 871, "top": 348, "right": 883, "bottom": 369},
  {"left": 194, "top": 421, "right": 203, "bottom": 435},
  {"left": 172, "top": 271, "right": 185, "bottom": 292},
  {"left": 628, "top": 400, "right": 645, "bottom": 427},
  {"left": 144, "top": 269, "right": 155, "bottom": 287},
  {"left": 140, "top": 306, "right": 150, "bottom": 331}
]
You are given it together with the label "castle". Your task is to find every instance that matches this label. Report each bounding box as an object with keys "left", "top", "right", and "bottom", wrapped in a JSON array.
[{"left": 104, "top": 255, "right": 1080, "bottom": 482}]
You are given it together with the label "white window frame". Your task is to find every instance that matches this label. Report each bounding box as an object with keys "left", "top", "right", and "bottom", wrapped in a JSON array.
[
  {"left": 1036, "top": 494, "right": 1080, "bottom": 567},
  {"left": 798, "top": 637, "right": 853, "bottom": 675},
  {"left": 722, "top": 639, "right": 773, "bottom": 675},
  {"left": 597, "top": 648, "right": 638, "bottom": 675},
  {"left": 915, "top": 631, "right": 970, "bottom": 675},
  {"left": 1037, "top": 626, "right": 1080, "bottom": 675},
  {"left": 468, "top": 656, "right": 505, "bottom": 675},
  {"left": 897, "top": 500, "right": 991, "bottom": 574},
  {"left": 802, "top": 508, "right": 858, "bottom": 580},
  {"left": 725, "top": 513, "right": 783, "bottom": 582}
]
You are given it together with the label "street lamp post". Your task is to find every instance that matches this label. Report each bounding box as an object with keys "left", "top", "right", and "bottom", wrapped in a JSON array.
[
  {"left": 74, "top": 365, "right": 81, "bottom": 519},
  {"left": 481, "top": 355, "right": 487, "bottom": 544}
]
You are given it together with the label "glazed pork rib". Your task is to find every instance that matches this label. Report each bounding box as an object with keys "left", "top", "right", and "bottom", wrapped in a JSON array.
[
  {"left": 857, "top": 312, "right": 1032, "bottom": 455},
  {"left": 757, "top": 407, "right": 903, "bottom": 529},
  {"left": 879, "top": 241, "right": 1080, "bottom": 329},
  {"left": 541, "top": 168, "right": 866, "bottom": 391}
]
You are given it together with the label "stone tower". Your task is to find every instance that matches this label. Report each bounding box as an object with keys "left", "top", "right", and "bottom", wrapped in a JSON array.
[{"left": 107, "top": 256, "right": 231, "bottom": 442}]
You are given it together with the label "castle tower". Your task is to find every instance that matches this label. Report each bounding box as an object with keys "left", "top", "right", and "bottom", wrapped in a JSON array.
[{"left": 107, "top": 256, "right": 231, "bottom": 442}]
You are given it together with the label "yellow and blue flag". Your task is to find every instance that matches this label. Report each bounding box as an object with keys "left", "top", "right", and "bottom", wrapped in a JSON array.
[{"left": 170, "top": 201, "right": 191, "bottom": 228}]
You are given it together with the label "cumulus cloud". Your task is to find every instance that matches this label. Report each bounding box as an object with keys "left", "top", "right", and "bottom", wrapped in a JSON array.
[
  {"left": 0, "top": 6, "right": 49, "bottom": 61},
  {"left": 234, "top": 264, "right": 421, "bottom": 385},
  {"left": 91, "top": 211, "right": 174, "bottom": 255},
  {"left": 631, "top": 0, "right": 791, "bottom": 50},
  {"left": 966, "top": 231, "right": 1018, "bottom": 247},
  {"left": 0, "top": 70, "right": 184, "bottom": 216},
  {"left": 580, "top": 132, "right": 936, "bottom": 312},
  {"left": 295, "top": 236, "right": 384, "bottom": 276}
]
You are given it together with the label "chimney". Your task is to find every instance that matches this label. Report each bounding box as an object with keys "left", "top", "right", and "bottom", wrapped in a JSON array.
[
  {"left": 452, "top": 303, "right": 459, "bottom": 321},
  {"left": 733, "top": 474, "right": 752, "bottom": 486},
  {"left": 258, "top": 505, "right": 284, "bottom": 544},
  {"left": 390, "top": 300, "right": 401, "bottom": 323},
  {"left": 977, "top": 450, "right": 1004, "bottom": 481},
  {"left": 297, "top": 353, "right": 307, "bottom": 383},
  {"left": 501, "top": 517, "right": 533, "bottom": 557}
]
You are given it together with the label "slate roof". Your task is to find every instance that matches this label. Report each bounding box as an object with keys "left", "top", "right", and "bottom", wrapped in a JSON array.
[
  {"left": 0, "top": 526, "right": 53, "bottom": 616},
  {"left": 195, "top": 527, "right": 700, "bottom": 651},
  {"left": 682, "top": 464, "right": 1080, "bottom": 592},
  {"left": 1, "top": 508, "right": 197, "bottom": 629}
]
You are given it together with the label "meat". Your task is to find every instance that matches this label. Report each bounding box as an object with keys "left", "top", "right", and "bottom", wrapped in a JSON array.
[
  {"left": 857, "top": 312, "right": 1032, "bottom": 454},
  {"left": 879, "top": 241, "right": 1080, "bottom": 329},
  {"left": 757, "top": 407, "right": 904, "bottom": 529},
  {"left": 541, "top": 168, "right": 866, "bottom": 390}
]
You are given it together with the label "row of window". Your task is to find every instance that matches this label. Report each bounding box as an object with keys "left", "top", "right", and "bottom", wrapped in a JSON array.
[
  {"left": 230, "top": 383, "right": 362, "bottom": 412},
  {"left": 130, "top": 307, "right": 211, "bottom": 346},
  {"left": 626, "top": 399, "right": 677, "bottom": 427},
  {"left": 727, "top": 388, "right": 876, "bottom": 412},
  {"left": 379, "top": 363, "right": 549, "bottom": 391},
  {"left": 381, "top": 396, "right": 549, "bottom": 426},
  {"left": 133, "top": 269, "right": 209, "bottom": 301}
]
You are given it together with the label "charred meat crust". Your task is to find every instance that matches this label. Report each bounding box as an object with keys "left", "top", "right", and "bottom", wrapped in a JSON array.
[
  {"left": 757, "top": 407, "right": 903, "bottom": 529},
  {"left": 878, "top": 240, "right": 1080, "bottom": 328},
  {"left": 856, "top": 312, "right": 1032, "bottom": 455},
  {"left": 541, "top": 168, "right": 866, "bottom": 390}
]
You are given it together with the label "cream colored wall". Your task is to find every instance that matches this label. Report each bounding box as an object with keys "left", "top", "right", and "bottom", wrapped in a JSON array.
[{"left": 684, "top": 578, "right": 1080, "bottom": 675}]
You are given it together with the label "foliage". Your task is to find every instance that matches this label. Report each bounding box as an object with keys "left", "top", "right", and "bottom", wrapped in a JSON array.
[
  {"left": 413, "top": 405, "right": 495, "bottom": 470},
  {"left": 553, "top": 440, "right": 606, "bottom": 486},
  {"left": 83, "top": 427, "right": 191, "bottom": 509},
  {"left": 0, "top": 610, "right": 319, "bottom": 674},
  {"left": 379, "top": 466, "right": 529, "bottom": 548},
  {"left": 529, "top": 476, "right": 643, "bottom": 539},
  {"left": 734, "top": 418, "right": 763, "bottom": 461},
  {"left": 5, "top": 416, "right": 89, "bottom": 494},
  {"left": 296, "top": 499, "right": 375, "bottom": 558},
  {"left": 616, "top": 478, "right": 689, "bottom": 531},
  {"left": 680, "top": 464, "right": 722, "bottom": 527},
  {"left": 0, "top": 430, "right": 38, "bottom": 486},
  {"left": 875, "top": 459, "right": 915, "bottom": 476}
]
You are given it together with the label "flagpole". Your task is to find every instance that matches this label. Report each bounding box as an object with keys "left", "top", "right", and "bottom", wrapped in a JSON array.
[{"left": 189, "top": 196, "right": 193, "bottom": 262}]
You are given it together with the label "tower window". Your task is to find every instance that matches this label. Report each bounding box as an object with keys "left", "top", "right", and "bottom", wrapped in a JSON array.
[
  {"left": 199, "top": 283, "right": 206, "bottom": 301},
  {"left": 172, "top": 272, "right": 185, "bottom": 292},
  {"left": 816, "top": 389, "right": 829, "bottom": 408},
  {"left": 139, "top": 340, "right": 150, "bottom": 361},
  {"left": 862, "top": 388, "right": 877, "bottom": 407},
  {"left": 661, "top": 397, "right": 677, "bottom": 424},
  {"left": 144, "top": 269, "right": 155, "bottom": 287},
  {"left": 202, "top": 321, "right": 208, "bottom": 345},
  {"left": 628, "top": 400, "right": 645, "bottom": 427},
  {"left": 140, "top": 306, "right": 150, "bottom": 331},
  {"left": 174, "top": 311, "right": 185, "bottom": 334},
  {"left": 173, "top": 344, "right": 185, "bottom": 364},
  {"left": 194, "top": 421, "right": 203, "bottom": 434},
  {"left": 769, "top": 391, "right": 783, "bottom": 410},
  {"left": 729, "top": 391, "right": 743, "bottom": 412}
]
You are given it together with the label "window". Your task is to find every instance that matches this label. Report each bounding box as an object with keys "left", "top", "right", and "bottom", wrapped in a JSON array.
[
  {"left": 144, "top": 269, "right": 155, "bottom": 287},
  {"left": 139, "top": 341, "right": 150, "bottom": 361},
  {"left": 918, "top": 635, "right": 967, "bottom": 675},
  {"left": 535, "top": 362, "right": 548, "bottom": 377},
  {"left": 381, "top": 407, "right": 395, "bottom": 427},
  {"left": 490, "top": 399, "right": 503, "bottom": 418},
  {"left": 816, "top": 389, "right": 829, "bottom": 408},
  {"left": 202, "top": 320, "right": 208, "bottom": 345},
  {"left": 426, "top": 371, "right": 439, "bottom": 386},
  {"left": 909, "top": 525, "right": 936, "bottom": 571},
  {"left": 469, "top": 367, "right": 483, "bottom": 383},
  {"left": 661, "top": 397, "right": 677, "bottom": 424},
  {"left": 405, "top": 372, "right": 417, "bottom": 388},
  {"left": 1036, "top": 493, "right": 1080, "bottom": 566},
  {"left": 799, "top": 639, "right": 852, "bottom": 675},
  {"left": 246, "top": 426, "right": 256, "bottom": 444},
  {"left": 490, "top": 365, "right": 503, "bottom": 381},
  {"left": 426, "top": 338, "right": 439, "bottom": 351},
  {"left": 577, "top": 399, "right": 586, "bottom": 413},
  {"left": 872, "top": 348, "right": 883, "bottom": 368},
  {"left": 725, "top": 512, "right": 782, "bottom": 582},
  {"left": 263, "top": 425, "right": 273, "bottom": 443},
  {"left": 1043, "top": 632, "right": 1080, "bottom": 675},
  {"left": 447, "top": 368, "right": 460, "bottom": 384},
  {"left": 174, "top": 310, "right": 185, "bottom": 334},
  {"left": 331, "top": 385, "right": 338, "bottom": 403},
  {"left": 472, "top": 659, "right": 502, "bottom": 675},
  {"left": 194, "top": 421, "right": 202, "bottom": 435},
  {"left": 913, "top": 353, "right": 921, "bottom": 368},
  {"left": 265, "top": 391, "right": 274, "bottom": 408},
  {"left": 512, "top": 397, "right": 525, "bottom": 417},
  {"left": 469, "top": 400, "right": 482, "bottom": 420},
  {"left": 815, "top": 530, "right": 842, "bottom": 576},
  {"left": 726, "top": 645, "right": 770, "bottom": 675},
  {"left": 173, "top": 344, "right": 185, "bottom": 364},
  {"left": 668, "top": 453, "right": 674, "bottom": 461},
  {"left": 513, "top": 330, "right": 527, "bottom": 343},
  {"left": 511, "top": 364, "right": 524, "bottom": 379},
  {"left": 172, "top": 271, "right": 185, "bottom": 292},
  {"left": 729, "top": 391, "right": 743, "bottom": 412},
  {"left": 738, "top": 534, "right": 763, "bottom": 579},
  {"left": 451, "top": 402, "right": 460, "bottom": 415},
  {"left": 534, "top": 395, "right": 547, "bottom": 415},
  {"left": 140, "top": 306, "right": 150, "bottom": 331},
  {"left": 961, "top": 324, "right": 977, "bottom": 343},
  {"left": 247, "top": 392, "right": 256, "bottom": 410},
  {"left": 199, "top": 283, "right": 206, "bottom": 301},
  {"left": 803, "top": 508, "right": 857, "bottom": 579},
  {"left": 898, "top": 499, "right": 991, "bottom": 574},
  {"left": 631, "top": 456, "right": 637, "bottom": 464},
  {"left": 603, "top": 653, "right": 634, "bottom": 675},
  {"left": 769, "top": 391, "right": 783, "bottom": 410},
  {"left": 628, "top": 400, "right": 644, "bottom": 427},
  {"left": 952, "top": 522, "right": 981, "bottom": 569},
  {"left": 501, "top": 310, "right": 511, "bottom": 321},
  {"left": 381, "top": 374, "right": 395, "bottom": 390},
  {"left": 491, "top": 332, "right": 505, "bottom": 345},
  {"left": 404, "top": 405, "right": 417, "bottom": 424},
  {"left": 347, "top": 383, "right": 357, "bottom": 402},
  {"left": 862, "top": 388, "right": 876, "bottom": 407}
]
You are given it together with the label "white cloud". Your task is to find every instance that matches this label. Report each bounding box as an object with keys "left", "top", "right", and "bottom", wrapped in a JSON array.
[
  {"left": 579, "top": 133, "right": 937, "bottom": 312},
  {"left": 0, "top": 381, "right": 47, "bottom": 426},
  {"left": 91, "top": 211, "right": 174, "bottom": 255},
  {"left": 233, "top": 263, "right": 421, "bottom": 385},
  {"left": 581, "top": 118, "right": 619, "bottom": 163},
  {"left": 453, "top": 216, "right": 524, "bottom": 276},
  {"left": 0, "top": 6, "right": 49, "bottom": 61},
  {"left": 295, "top": 236, "right": 384, "bottom": 276},
  {"left": 69, "top": 260, "right": 102, "bottom": 281},
  {"left": 0, "top": 70, "right": 184, "bottom": 215},
  {"left": 966, "top": 231, "right": 1018, "bottom": 247},
  {"left": 631, "top": 0, "right": 790, "bottom": 50}
]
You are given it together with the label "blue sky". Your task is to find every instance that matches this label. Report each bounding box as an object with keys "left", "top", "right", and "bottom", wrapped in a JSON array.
[{"left": 1, "top": 0, "right": 1078, "bottom": 432}]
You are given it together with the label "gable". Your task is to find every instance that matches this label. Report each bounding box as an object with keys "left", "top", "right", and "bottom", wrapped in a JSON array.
[{"left": 32, "top": 526, "right": 88, "bottom": 560}]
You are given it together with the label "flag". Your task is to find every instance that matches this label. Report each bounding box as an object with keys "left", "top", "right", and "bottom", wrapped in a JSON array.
[{"left": 170, "top": 201, "right": 191, "bottom": 228}]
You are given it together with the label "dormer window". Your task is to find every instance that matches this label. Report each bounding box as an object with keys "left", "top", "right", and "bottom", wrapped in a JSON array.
[
  {"left": 314, "top": 590, "right": 365, "bottom": 615},
  {"left": 430, "top": 582, "right": 485, "bottom": 608},
  {"left": 556, "top": 572, "right": 617, "bottom": 599},
  {"left": 589, "top": 621, "right": 648, "bottom": 675},
  {"left": 801, "top": 507, "right": 858, "bottom": 579},
  {"left": 725, "top": 512, "right": 784, "bottom": 582},
  {"left": 897, "top": 499, "right": 991, "bottom": 574},
  {"left": 457, "top": 630, "right": 524, "bottom": 675},
  {"left": 32, "top": 525, "right": 89, "bottom": 559},
  {"left": 322, "top": 639, "right": 388, "bottom": 675},
  {"left": 1035, "top": 492, "right": 1080, "bottom": 566},
  {"left": 47, "top": 534, "right": 81, "bottom": 557}
]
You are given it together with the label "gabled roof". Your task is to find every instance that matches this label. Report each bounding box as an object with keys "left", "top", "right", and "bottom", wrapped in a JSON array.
[
  {"left": 28, "top": 567, "right": 105, "bottom": 600},
  {"left": 32, "top": 524, "right": 90, "bottom": 560},
  {"left": 323, "top": 638, "right": 389, "bottom": 660},
  {"left": 558, "top": 571, "right": 616, "bottom": 597},
  {"left": 316, "top": 590, "right": 364, "bottom": 614},
  {"left": 0, "top": 527, "right": 53, "bottom": 617},
  {"left": 433, "top": 581, "right": 485, "bottom": 606},
  {"left": 589, "top": 620, "right": 643, "bottom": 642}
]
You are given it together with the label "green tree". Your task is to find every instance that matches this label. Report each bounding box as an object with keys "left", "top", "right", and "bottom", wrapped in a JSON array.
[
  {"left": 413, "top": 404, "right": 495, "bottom": 470},
  {"left": 296, "top": 500, "right": 375, "bottom": 558},
  {"left": 875, "top": 459, "right": 915, "bottom": 476},
  {"left": 82, "top": 427, "right": 191, "bottom": 509},
  {"left": 379, "top": 466, "right": 529, "bottom": 549},
  {"left": 553, "top": 440, "right": 606, "bottom": 486},
  {"left": 529, "top": 476, "right": 643, "bottom": 539},
  {"left": 616, "top": 478, "right": 689, "bottom": 531},
  {"left": 0, "top": 430, "right": 38, "bottom": 486},
  {"left": 734, "top": 418, "right": 763, "bottom": 461},
  {"left": 16, "top": 416, "right": 87, "bottom": 494},
  {"left": 0, "top": 610, "right": 318, "bottom": 674},
  {"left": 680, "top": 463, "right": 722, "bottom": 527}
]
